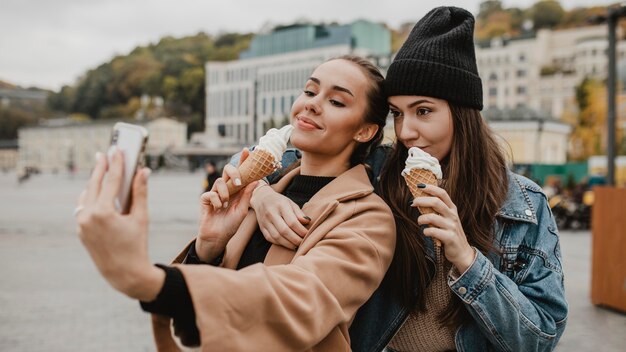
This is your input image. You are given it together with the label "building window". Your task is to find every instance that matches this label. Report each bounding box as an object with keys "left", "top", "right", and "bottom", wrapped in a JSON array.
[
  {"left": 280, "top": 96, "right": 285, "bottom": 115},
  {"left": 517, "top": 69, "right": 526, "bottom": 77},
  {"left": 489, "top": 72, "right": 497, "bottom": 81},
  {"left": 489, "top": 87, "right": 497, "bottom": 96},
  {"left": 517, "top": 86, "right": 526, "bottom": 95},
  {"left": 519, "top": 53, "right": 525, "bottom": 62}
]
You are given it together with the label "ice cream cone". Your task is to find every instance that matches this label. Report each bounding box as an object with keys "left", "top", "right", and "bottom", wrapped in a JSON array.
[
  {"left": 226, "top": 148, "right": 278, "bottom": 195},
  {"left": 403, "top": 160, "right": 442, "bottom": 247},
  {"left": 404, "top": 168, "right": 438, "bottom": 215}
]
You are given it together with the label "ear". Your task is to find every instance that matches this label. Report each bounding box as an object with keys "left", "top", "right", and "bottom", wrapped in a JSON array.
[{"left": 354, "top": 123, "right": 379, "bottom": 143}]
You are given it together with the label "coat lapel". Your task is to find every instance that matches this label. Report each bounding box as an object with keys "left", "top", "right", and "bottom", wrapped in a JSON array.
[{"left": 223, "top": 165, "right": 375, "bottom": 267}]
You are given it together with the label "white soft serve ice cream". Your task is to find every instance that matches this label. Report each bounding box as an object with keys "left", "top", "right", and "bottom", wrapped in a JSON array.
[
  {"left": 256, "top": 125, "right": 294, "bottom": 162},
  {"left": 402, "top": 147, "right": 443, "bottom": 180}
]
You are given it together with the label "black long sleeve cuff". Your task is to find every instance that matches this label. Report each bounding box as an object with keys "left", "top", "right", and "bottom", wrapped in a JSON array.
[{"left": 139, "top": 264, "right": 200, "bottom": 346}]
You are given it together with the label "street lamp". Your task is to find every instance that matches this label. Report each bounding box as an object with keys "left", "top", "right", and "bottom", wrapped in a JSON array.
[{"left": 589, "top": 4, "right": 626, "bottom": 186}]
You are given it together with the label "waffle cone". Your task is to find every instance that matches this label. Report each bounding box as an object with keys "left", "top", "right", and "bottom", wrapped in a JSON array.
[
  {"left": 404, "top": 168, "right": 440, "bottom": 246},
  {"left": 226, "top": 149, "right": 278, "bottom": 195}
]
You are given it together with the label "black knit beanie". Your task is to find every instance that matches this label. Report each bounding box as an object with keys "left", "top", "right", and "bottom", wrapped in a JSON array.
[{"left": 385, "top": 6, "right": 483, "bottom": 110}]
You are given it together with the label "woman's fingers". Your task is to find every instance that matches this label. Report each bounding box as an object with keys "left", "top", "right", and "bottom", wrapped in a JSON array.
[
  {"left": 417, "top": 184, "right": 456, "bottom": 210},
  {"left": 422, "top": 226, "right": 451, "bottom": 244},
  {"left": 99, "top": 148, "right": 125, "bottom": 206},
  {"left": 85, "top": 152, "right": 108, "bottom": 204},
  {"left": 201, "top": 191, "right": 223, "bottom": 210},
  {"left": 129, "top": 168, "right": 151, "bottom": 221},
  {"left": 285, "top": 203, "right": 309, "bottom": 238},
  {"left": 263, "top": 224, "right": 298, "bottom": 250},
  {"left": 417, "top": 213, "right": 454, "bottom": 230},
  {"left": 222, "top": 164, "right": 241, "bottom": 185},
  {"left": 411, "top": 196, "right": 451, "bottom": 217},
  {"left": 238, "top": 148, "right": 250, "bottom": 166},
  {"left": 213, "top": 178, "right": 230, "bottom": 208}
]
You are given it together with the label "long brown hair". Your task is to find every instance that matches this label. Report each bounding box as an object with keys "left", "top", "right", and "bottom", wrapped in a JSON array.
[{"left": 377, "top": 103, "right": 508, "bottom": 328}]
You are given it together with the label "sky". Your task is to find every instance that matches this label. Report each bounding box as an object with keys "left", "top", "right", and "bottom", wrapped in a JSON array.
[{"left": 0, "top": 0, "right": 606, "bottom": 91}]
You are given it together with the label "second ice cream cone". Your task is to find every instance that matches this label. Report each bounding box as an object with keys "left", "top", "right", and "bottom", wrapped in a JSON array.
[{"left": 226, "top": 148, "right": 278, "bottom": 195}]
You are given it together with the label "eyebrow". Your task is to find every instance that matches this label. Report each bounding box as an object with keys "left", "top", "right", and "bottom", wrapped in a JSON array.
[
  {"left": 388, "top": 99, "right": 433, "bottom": 110},
  {"left": 407, "top": 99, "right": 433, "bottom": 108},
  {"left": 308, "top": 77, "right": 354, "bottom": 97}
]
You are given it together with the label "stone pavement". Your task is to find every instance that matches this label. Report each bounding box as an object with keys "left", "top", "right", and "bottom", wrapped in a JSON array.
[{"left": 0, "top": 172, "right": 624, "bottom": 351}]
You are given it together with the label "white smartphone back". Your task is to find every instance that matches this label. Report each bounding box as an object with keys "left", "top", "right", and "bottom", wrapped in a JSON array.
[{"left": 108, "top": 122, "right": 148, "bottom": 213}]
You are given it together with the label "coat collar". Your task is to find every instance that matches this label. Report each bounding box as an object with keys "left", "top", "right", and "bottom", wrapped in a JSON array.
[
  {"left": 223, "top": 164, "right": 375, "bottom": 268},
  {"left": 497, "top": 172, "right": 539, "bottom": 224},
  {"left": 272, "top": 164, "right": 374, "bottom": 204}
]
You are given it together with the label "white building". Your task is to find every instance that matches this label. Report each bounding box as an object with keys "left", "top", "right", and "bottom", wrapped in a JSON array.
[
  {"left": 200, "top": 21, "right": 391, "bottom": 147},
  {"left": 484, "top": 107, "right": 572, "bottom": 164},
  {"left": 476, "top": 25, "right": 625, "bottom": 119},
  {"left": 18, "top": 117, "right": 187, "bottom": 173}
]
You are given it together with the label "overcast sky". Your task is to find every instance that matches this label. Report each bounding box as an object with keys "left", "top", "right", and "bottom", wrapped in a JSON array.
[{"left": 0, "top": 0, "right": 605, "bottom": 91}]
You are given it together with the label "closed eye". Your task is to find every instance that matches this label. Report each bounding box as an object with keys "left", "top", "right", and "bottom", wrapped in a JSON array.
[{"left": 330, "top": 99, "right": 345, "bottom": 107}]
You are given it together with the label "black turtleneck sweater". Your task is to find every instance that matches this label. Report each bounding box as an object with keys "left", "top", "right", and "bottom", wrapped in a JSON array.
[{"left": 141, "top": 175, "right": 335, "bottom": 346}]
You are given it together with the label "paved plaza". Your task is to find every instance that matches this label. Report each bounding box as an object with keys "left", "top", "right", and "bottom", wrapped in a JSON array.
[{"left": 0, "top": 171, "right": 624, "bottom": 351}]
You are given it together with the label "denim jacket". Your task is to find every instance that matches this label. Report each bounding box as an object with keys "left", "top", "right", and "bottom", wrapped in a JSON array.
[{"left": 231, "top": 145, "right": 568, "bottom": 352}]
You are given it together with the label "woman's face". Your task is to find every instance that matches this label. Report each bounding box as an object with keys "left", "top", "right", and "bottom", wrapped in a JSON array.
[
  {"left": 388, "top": 95, "right": 453, "bottom": 161},
  {"left": 290, "top": 59, "right": 371, "bottom": 157}
]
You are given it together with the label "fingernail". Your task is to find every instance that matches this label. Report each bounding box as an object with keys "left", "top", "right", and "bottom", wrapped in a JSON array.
[
  {"left": 95, "top": 152, "right": 102, "bottom": 161},
  {"left": 417, "top": 183, "right": 426, "bottom": 189},
  {"left": 223, "top": 202, "right": 229, "bottom": 208},
  {"left": 234, "top": 178, "right": 242, "bottom": 186},
  {"left": 303, "top": 216, "right": 311, "bottom": 221},
  {"left": 143, "top": 168, "right": 151, "bottom": 179}
]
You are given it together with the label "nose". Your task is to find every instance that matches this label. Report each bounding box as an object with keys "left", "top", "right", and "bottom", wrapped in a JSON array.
[
  {"left": 396, "top": 115, "right": 419, "bottom": 142},
  {"left": 304, "top": 95, "right": 322, "bottom": 115}
]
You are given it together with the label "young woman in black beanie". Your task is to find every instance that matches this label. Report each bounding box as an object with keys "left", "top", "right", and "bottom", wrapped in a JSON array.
[{"left": 231, "top": 6, "right": 567, "bottom": 352}]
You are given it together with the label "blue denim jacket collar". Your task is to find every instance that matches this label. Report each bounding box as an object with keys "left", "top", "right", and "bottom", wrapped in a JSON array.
[{"left": 496, "top": 172, "right": 539, "bottom": 225}]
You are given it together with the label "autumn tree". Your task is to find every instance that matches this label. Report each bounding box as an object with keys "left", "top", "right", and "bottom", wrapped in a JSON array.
[
  {"left": 529, "top": 0, "right": 565, "bottom": 30},
  {"left": 569, "top": 79, "right": 608, "bottom": 160}
]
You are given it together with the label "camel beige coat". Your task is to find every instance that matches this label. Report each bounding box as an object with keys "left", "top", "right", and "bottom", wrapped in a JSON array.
[{"left": 151, "top": 164, "right": 396, "bottom": 351}]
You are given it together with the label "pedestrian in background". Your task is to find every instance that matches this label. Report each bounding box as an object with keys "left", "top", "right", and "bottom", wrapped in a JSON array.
[{"left": 202, "top": 160, "right": 219, "bottom": 193}]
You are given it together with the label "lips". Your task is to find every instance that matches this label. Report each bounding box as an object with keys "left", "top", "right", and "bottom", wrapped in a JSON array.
[{"left": 296, "top": 116, "right": 322, "bottom": 130}]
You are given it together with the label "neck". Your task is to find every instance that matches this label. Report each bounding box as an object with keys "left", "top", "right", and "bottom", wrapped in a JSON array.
[{"left": 299, "top": 152, "right": 352, "bottom": 177}]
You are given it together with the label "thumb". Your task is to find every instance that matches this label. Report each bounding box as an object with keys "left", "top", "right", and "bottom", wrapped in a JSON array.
[{"left": 129, "top": 168, "right": 150, "bottom": 220}]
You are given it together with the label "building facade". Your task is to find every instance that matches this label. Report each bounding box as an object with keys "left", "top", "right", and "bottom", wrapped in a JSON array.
[
  {"left": 201, "top": 20, "right": 391, "bottom": 147},
  {"left": 18, "top": 117, "right": 187, "bottom": 173},
  {"left": 476, "top": 25, "right": 625, "bottom": 119},
  {"left": 484, "top": 107, "right": 572, "bottom": 164}
]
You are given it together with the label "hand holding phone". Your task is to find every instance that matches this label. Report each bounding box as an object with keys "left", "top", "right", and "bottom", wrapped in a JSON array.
[{"left": 108, "top": 122, "right": 148, "bottom": 214}]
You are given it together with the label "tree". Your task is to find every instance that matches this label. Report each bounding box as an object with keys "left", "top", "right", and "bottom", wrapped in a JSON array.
[
  {"left": 529, "top": 0, "right": 565, "bottom": 30},
  {"left": 569, "top": 79, "right": 610, "bottom": 160},
  {"left": 476, "top": 11, "right": 513, "bottom": 39},
  {"left": 478, "top": 0, "right": 504, "bottom": 21}
]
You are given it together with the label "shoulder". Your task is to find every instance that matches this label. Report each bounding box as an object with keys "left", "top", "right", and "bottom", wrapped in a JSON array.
[{"left": 499, "top": 171, "right": 549, "bottom": 224}]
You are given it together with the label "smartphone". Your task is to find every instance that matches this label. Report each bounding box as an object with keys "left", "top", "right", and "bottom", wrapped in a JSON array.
[{"left": 108, "top": 122, "right": 149, "bottom": 214}]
